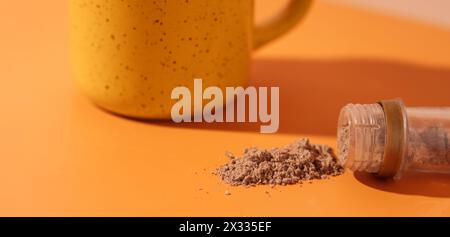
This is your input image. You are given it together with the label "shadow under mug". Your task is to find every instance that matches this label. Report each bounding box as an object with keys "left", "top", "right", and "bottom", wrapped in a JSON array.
[{"left": 70, "top": 0, "right": 312, "bottom": 119}]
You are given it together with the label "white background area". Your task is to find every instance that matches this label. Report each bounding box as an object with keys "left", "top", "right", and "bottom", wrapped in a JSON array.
[{"left": 256, "top": 0, "right": 450, "bottom": 29}]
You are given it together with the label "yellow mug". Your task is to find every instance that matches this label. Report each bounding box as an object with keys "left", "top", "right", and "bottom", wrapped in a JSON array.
[{"left": 70, "top": 0, "right": 312, "bottom": 119}]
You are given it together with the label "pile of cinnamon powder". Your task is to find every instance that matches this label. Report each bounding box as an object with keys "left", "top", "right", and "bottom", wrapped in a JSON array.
[{"left": 216, "top": 139, "right": 344, "bottom": 186}]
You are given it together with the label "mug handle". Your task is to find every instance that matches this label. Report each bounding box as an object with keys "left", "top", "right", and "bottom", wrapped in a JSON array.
[{"left": 254, "top": 0, "right": 313, "bottom": 49}]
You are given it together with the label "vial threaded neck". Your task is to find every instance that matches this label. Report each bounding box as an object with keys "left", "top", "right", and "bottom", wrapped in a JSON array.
[{"left": 337, "top": 103, "right": 386, "bottom": 173}]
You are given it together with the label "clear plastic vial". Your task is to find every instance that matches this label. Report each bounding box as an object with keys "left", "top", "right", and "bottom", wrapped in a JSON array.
[{"left": 337, "top": 99, "right": 450, "bottom": 179}]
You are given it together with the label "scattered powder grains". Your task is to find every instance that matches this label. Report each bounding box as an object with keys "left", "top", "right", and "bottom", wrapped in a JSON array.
[{"left": 216, "top": 139, "right": 344, "bottom": 186}]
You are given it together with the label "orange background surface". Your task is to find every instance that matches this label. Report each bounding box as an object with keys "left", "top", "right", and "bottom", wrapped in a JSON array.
[{"left": 1, "top": 0, "right": 450, "bottom": 216}]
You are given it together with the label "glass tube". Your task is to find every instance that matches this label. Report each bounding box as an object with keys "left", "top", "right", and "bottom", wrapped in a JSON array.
[{"left": 337, "top": 99, "right": 450, "bottom": 179}]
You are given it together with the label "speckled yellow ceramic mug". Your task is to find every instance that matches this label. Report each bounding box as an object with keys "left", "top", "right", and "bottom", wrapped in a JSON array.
[{"left": 70, "top": 0, "right": 312, "bottom": 119}]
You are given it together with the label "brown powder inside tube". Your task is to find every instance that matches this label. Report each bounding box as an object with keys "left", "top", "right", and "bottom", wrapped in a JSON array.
[{"left": 215, "top": 138, "right": 344, "bottom": 186}]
